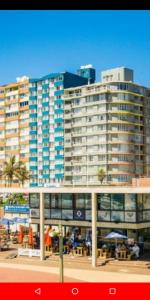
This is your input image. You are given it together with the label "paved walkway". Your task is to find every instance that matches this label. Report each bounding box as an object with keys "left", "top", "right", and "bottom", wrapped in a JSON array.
[{"left": 0, "top": 262, "right": 150, "bottom": 282}]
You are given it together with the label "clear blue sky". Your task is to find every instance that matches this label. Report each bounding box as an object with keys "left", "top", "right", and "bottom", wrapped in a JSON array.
[{"left": 1, "top": 10, "right": 150, "bottom": 86}]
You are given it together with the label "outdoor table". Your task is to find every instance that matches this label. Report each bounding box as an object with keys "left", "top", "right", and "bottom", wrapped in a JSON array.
[
  {"left": 76, "top": 246, "right": 83, "bottom": 256},
  {"left": 118, "top": 250, "right": 127, "bottom": 259}
]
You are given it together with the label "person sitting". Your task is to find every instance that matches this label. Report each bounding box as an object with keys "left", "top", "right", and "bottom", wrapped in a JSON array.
[
  {"left": 115, "top": 244, "right": 121, "bottom": 259},
  {"left": 131, "top": 243, "right": 140, "bottom": 259}
]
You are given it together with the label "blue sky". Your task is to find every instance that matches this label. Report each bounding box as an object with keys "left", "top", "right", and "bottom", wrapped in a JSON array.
[{"left": 1, "top": 10, "right": 150, "bottom": 86}]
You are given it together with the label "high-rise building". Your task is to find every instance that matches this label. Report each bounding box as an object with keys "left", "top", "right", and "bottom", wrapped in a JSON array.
[
  {"left": 0, "top": 76, "right": 29, "bottom": 187},
  {"left": 29, "top": 71, "right": 88, "bottom": 187},
  {"left": 77, "top": 64, "right": 96, "bottom": 84},
  {"left": 64, "top": 67, "right": 150, "bottom": 186}
]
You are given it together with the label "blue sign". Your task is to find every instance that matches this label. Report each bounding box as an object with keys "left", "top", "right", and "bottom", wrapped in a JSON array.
[{"left": 4, "top": 206, "right": 29, "bottom": 213}]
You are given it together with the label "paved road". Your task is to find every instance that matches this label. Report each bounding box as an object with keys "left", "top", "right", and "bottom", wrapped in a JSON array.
[{"left": 0, "top": 262, "right": 150, "bottom": 282}]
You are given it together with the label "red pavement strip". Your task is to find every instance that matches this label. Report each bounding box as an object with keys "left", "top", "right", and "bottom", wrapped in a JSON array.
[{"left": 0, "top": 268, "right": 83, "bottom": 282}]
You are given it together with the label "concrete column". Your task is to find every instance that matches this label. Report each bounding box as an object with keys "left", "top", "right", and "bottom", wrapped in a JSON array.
[
  {"left": 40, "top": 192, "right": 45, "bottom": 261},
  {"left": 92, "top": 192, "right": 97, "bottom": 268}
]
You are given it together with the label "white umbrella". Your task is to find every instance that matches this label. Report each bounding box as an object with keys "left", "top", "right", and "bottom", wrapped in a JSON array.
[{"left": 104, "top": 231, "right": 127, "bottom": 246}]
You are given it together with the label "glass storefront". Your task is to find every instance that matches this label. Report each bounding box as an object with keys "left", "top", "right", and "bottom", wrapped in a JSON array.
[{"left": 29, "top": 193, "right": 150, "bottom": 223}]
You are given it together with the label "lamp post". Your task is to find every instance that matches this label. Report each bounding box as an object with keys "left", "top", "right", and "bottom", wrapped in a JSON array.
[{"left": 59, "top": 222, "right": 64, "bottom": 283}]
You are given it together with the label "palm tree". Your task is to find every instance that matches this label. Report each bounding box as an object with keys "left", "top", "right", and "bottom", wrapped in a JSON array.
[
  {"left": 2, "top": 155, "right": 26, "bottom": 187},
  {"left": 97, "top": 168, "right": 106, "bottom": 185},
  {"left": 3, "top": 156, "right": 19, "bottom": 187},
  {"left": 15, "top": 165, "right": 30, "bottom": 187}
]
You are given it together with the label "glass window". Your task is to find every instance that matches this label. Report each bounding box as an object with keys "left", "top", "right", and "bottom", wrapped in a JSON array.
[
  {"left": 44, "top": 194, "right": 50, "bottom": 208},
  {"left": 143, "top": 211, "right": 150, "bottom": 221},
  {"left": 111, "top": 194, "right": 124, "bottom": 210},
  {"left": 62, "top": 209, "right": 73, "bottom": 220},
  {"left": 51, "top": 194, "right": 61, "bottom": 208},
  {"left": 111, "top": 211, "right": 124, "bottom": 222},
  {"left": 143, "top": 195, "right": 150, "bottom": 209},
  {"left": 76, "top": 194, "right": 85, "bottom": 208},
  {"left": 44, "top": 209, "right": 50, "bottom": 219},
  {"left": 125, "top": 194, "right": 136, "bottom": 210},
  {"left": 62, "top": 194, "right": 72, "bottom": 208},
  {"left": 30, "top": 208, "right": 40, "bottom": 218},
  {"left": 138, "top": 211, "right": 143, "bottom": 222},
  {"left": 30, "top": 193, "right": 39, "bottom": 208},
  {"left": 97, "top": 194, "right": 111, "bottom": 209},
  {"left": 85, "top": 194, "right": 91, "bottom": 209},
  {"left": 125, "top": 212, "right": 136, "bottom": 222},
  {"left": 51, "top": 209, "right": 61, "bottom": 219},
  {"left": 137, "top": 195, "right": 143, "bottom": 210},
  {"left": 85, "top": 210, "right": 91, "bottom": 221},
  {"left": 98, "top": 211, "right": 110, "bottom": 221}
]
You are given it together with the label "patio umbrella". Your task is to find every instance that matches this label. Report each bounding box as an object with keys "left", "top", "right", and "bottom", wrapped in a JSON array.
[
  {"left": 18, "top": 225, "right": 24, "bottom": 244},
  {"left": 44, "top": 228, "right": 52, "bottom": 247},
  {"left": 28, "top": 226, "right": 33, "bottom": 246},
  {"left": 104, "top": 231, "right": 127, "bottom": 247}
]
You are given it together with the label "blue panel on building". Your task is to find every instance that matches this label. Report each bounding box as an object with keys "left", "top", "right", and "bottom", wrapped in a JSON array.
[
  {"left": 55, "top": 164, "right": 64, "bottom": 169},
  {"left": 42, "top": 120, "right": 49, "bottom": 125},
  {"left": 29, "top": 140, "right": 37, "bottom": 144},
  {"left": 42, "top": 84, "right": 49, "bottom": 89},
  {"left": 29, "top": 96, "right": 37, "bottom": 100},
  {"left": 55, "top": 99, "right": 63, "bottom": 105},
  {"left": 42, "top": 93, "right": 49, "bottom": 98},
  {"left": 54, "top": 90, "right": 64, "bottom": 96},
  {"left": 43, "top": 174, "right": 49, "bottom": 179},
  {"left": 43, "top": 147, "right": 49, "bottom": 152},
  {"left": 54, "top": 127, "right": 64, "bottom": 132},
  {"left": 29, "top": 87, "right": 37, "bottom": 92},
  {"left": 42, "top": 102, "right": 49, "bottom": 107},
  {"left": 55, "top": 155, "right": 64, "bottom": 159},
  {"left": 29, "top": 157, "right": 37, "bottom": 162},
  {"left": 42, "top": 129, "right": 49, "bottom": 134},
  {"left": 30, "top": 130, "right": 37, "bottom": 135},
  {"left": 43, "top": 156, "right": 49, "bottom": 160},
  {"left": 55, "top": 145, "right": 63, "bottom": 151},
  {"left": 30, "top": 166, "right": 38, "bottom": 170},
  {"left": 42, "top": 111, "right": 49, "bottom": 116},
  {"left": 29, "top": 105, "right": 37, "bottom": 109},
  {"left": 54, "top": 118, "right": 63, "bottom": 123},
  {"left": 55, "top": 136, "right": 64, "bottom": 142},
  {"left": 55, "top": 174, "right": 64, "bottom": 178},
  {"left": 42, "top": 138, "right": 49, "bottom": 143},
  {"left": 54, "top": 80, "right": 63, "bottom": 87},
  {"left": 30, "top": 148, "right": 37, "bottom": 153},
  {"left": 43, "top": 165, "right": 49, "bottom": 170},
  {"left": 29, "top": 122, "right": 37, "bottom": 127},
  {"left": 54, "top": 109, "right": 63, "bottom": 114},
  {"left": 30, "top": 113, "right": 37, "bottom": 118}
]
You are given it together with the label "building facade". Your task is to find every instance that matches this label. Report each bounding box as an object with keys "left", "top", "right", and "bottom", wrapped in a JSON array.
[
  {"left": 0, "top": 76, "right": 29, "bottom": 187},
  {"left": 29, "top": 72, "right": 89, "bottom": 187},
  {"left": 64, "top": 67, "right": 150, "bottom": 186},
  {"left": 28, "top": 187, "right": 150, "bottom": 244}
]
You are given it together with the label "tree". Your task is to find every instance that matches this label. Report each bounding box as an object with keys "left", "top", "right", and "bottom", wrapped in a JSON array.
[
  {"left": 15, "top": 166, "right": 30, "bottom": 187},
  {"left": 97, "top": 168, "right": 106, "bottom": 184},
  {"left": 2, "top": 155, "right": 29, "bottom": 187},
  {"left": 3, "top": 156, "right": 21, "bottom": 187}
]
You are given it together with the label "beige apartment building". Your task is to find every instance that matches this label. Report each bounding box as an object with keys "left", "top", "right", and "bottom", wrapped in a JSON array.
[
  {"left": 0, "top": 76, "right": 29, "bottom": 187},
  {"left": 63, "top": 67, "right": 150, "bottom": 186}
]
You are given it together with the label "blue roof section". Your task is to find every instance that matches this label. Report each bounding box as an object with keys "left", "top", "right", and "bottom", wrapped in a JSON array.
[{"left": 29, "top": 73, "right": 61, "bottom": 83}]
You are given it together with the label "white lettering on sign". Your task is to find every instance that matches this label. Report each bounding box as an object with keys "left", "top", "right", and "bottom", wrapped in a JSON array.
[{"left": 18, "top": 248, "right": 40, "bottom": 257}]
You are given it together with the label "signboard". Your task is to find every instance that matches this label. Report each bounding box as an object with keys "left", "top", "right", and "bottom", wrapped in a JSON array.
[
  {"left": 4, "top": 206, "right": 29, "bottom": 213},
  {"left": 73, "top": 209, "right": 85, "bottom": 220},
  {"left": 18, "top": 248, "right": 40, "bottom": 257}
]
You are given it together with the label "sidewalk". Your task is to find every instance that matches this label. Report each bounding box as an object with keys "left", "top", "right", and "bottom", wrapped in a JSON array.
[{"left": 0, "top": 261, "right": 150, "bottom": 282}]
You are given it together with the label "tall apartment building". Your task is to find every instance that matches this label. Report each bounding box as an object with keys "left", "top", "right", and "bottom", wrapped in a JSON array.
[
  {"left": 29, "top": 71, "right": 89, "bottom": 187},
  {"left": 64, "top": 67, "right": 150, "bottom": 186},
  {"left": 0, "top": 76, "right": 29, "bottom": 187}
]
